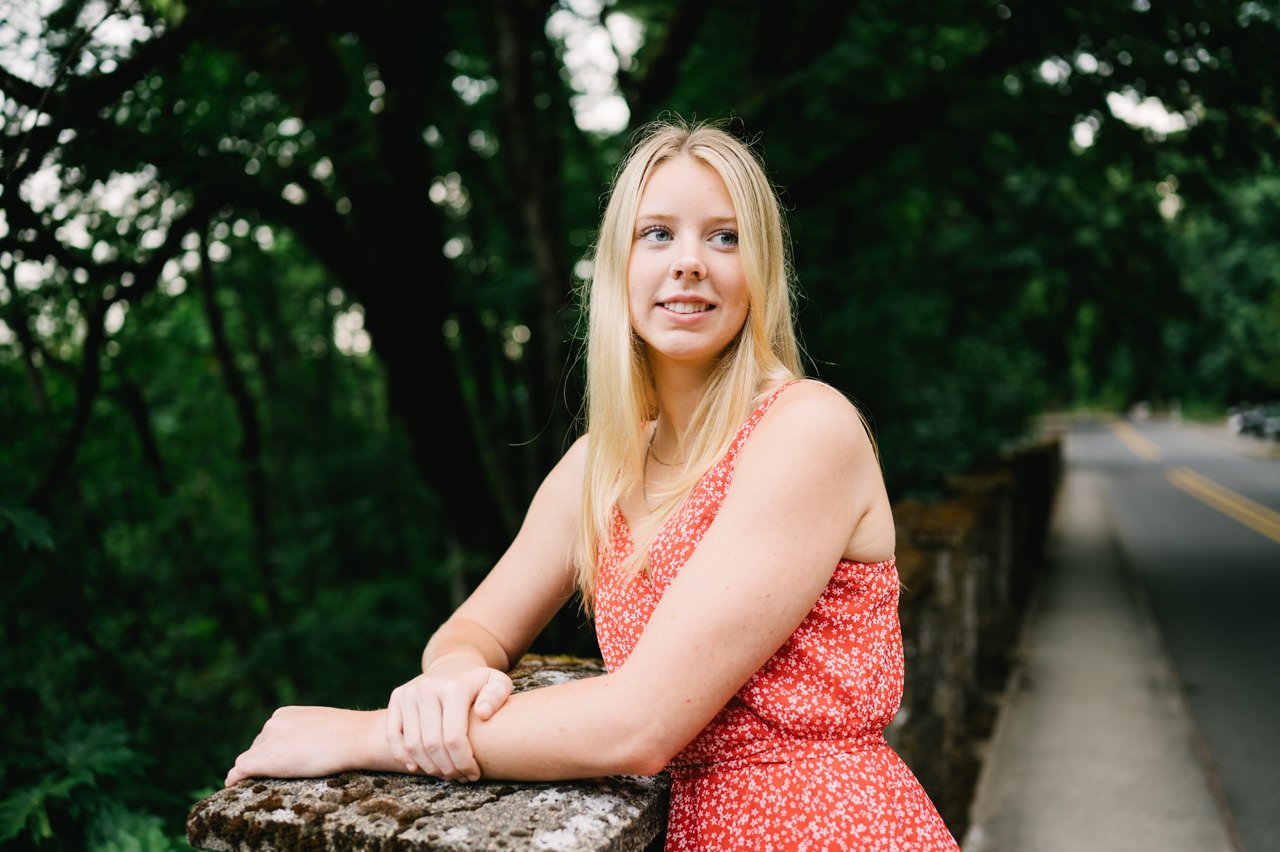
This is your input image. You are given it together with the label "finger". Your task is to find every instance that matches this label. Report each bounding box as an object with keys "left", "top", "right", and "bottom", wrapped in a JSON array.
[
  {"left": 225, "top": 755, "right": 253, "bottom": 787},
  {"left": 385, "top": 698, "right": 411, "bottom": 770},
  {"left": 474, "top": 671, "right": 513, "bottom": 720},
  {"left": 418, "top": 700, "right": 459, "bottom": 779},
  {"left": 440, "top": 695, "right": 478, "bottom": 782},
  {"left": 399, "top": 699, "right": 439, "bottom": 776}
]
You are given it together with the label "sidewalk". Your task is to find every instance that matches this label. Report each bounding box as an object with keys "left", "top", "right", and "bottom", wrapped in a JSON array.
[{"left": 961, "top": 466, "right": 1238, "bottom": 852}]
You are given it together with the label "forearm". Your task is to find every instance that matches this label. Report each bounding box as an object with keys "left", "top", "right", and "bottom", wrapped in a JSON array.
[
  {"left": 467, "top": 674, "right": 664, "bottom": 780},
  {"left": 333, "top": 680, "right": 644, "bottom": 781},
  {"left": 340, "top": 671, "right": 667, "bottom": 781},
  {"left": 422, "top": 616, "right": 511, "bottom": 673}
]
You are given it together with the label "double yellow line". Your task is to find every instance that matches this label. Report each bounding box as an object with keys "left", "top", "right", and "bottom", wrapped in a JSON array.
[
  {"left": 1166, "top": 466, "right": 1280, "bottom": 546},
  {"left": 1108, "top": 420, "right": 1162, "bottom": 460},
  {"left": 1107, "top": 419, "right": 1280, "bottom": 546}
]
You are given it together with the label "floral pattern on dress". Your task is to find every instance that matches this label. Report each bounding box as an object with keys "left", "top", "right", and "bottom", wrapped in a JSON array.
[{"left": 595, "top": 381, "right": 961, "bottom": 850}]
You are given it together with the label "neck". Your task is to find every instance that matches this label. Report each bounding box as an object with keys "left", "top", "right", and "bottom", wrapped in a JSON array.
[{"left": 649, "top": 360, "right": 713, "bottom": 462}]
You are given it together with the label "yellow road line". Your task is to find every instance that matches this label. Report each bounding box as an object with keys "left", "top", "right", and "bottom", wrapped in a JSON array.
[
  {"left": 1108, "top": 420, "right": 1162, "bottom": 461},
  {"left": 1166, "top": 466, "right": 1280, "bottom": 546}
]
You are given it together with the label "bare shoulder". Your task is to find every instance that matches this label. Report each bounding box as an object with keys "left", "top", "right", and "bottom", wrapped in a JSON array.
[
  {"left": 749, "top": 379, "right": 875, "bottom": 466},
  {"left": 504, "top": 434, "right": 589, "bottom": 543},
  {"left": 742, "top": 380, "right": 891, "bottom": 559},
  {"left": 538, "top": 434, "right": 589, "bottom": 501},
  {"left": 772, "top": 378, "right": 866, "bottom": 420},
  {"left": 556, "top": 433, "right": 591, "bottom": 475}
]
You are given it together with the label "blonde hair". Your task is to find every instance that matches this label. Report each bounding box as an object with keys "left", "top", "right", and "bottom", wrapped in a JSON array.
[{"left": 573, "top": 119, "right": 803, "bottom": 612}]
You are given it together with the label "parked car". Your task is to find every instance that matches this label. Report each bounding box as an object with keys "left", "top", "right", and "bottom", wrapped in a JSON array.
[{"left": 1227, "top": 402, "right": 1280, "bottom": 440}]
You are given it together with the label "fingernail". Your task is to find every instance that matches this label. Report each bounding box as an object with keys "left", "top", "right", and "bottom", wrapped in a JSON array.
[
  {"left": 477, "top": 702, "right": 491, "bottom": 716},
  {"left": 405, "top": 762, "right": 417, "bottom": 772}
]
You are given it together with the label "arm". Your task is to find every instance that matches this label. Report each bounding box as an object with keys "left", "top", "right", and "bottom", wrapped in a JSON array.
[
  {"left": 225, "top": 436, "right": 587, "bottom": 787},
  {"left": 418, "top": 431, "right": 589, "bottom": 675},
  {"left": 383, "top": 436, "right": 588, "bottom": 778},
  {"left": 459, "top": 382, "right": 885, "bottom": 779},
  {"left": 227, "top": 384, "right": 885, "bottom": 784}
]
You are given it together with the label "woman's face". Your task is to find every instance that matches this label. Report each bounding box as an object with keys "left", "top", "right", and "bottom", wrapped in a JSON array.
[{"left": 627, "top": 155, "right": 749, "bottom": 376}]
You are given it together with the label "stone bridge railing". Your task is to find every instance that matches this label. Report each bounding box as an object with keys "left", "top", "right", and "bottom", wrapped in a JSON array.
[
  {"left": 188, "top": 656, "right": 669, "bottom": 851},
  {"left": 188, "top": 436, "right": 1061, "bottom": 850},
  {"left": 889, "top": 434, "right": 1062, "bottom": 839}
]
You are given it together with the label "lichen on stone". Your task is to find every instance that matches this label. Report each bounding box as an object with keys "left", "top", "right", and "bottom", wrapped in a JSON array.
[{"left": 188, "top": 655, "right": 668, "bottom": 851}]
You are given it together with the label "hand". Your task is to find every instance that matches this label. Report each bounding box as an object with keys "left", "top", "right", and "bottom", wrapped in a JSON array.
[
  {"left": 224, "top": 706, "right": 380, "bottom": 787},
  {"left": 385, "top": 658, "right": 513, "bottom": 782}
]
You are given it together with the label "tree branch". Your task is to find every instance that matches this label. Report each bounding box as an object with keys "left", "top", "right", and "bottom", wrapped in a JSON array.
[
  {"left": 109, "top": 374, "right": 173, "bottom": 496},
  {"left": 0, "top": 64, "right": 45, "bottom": 108},
  {"left": 622, "top": 0, "right": 710, "bottom": 123},
  {"left": 197, "top": 226, "right": 280, "bottom": 616},
  {"left": 0, "top": 282, "right": 52, "bottom": 418},
  {"left": 490, "top": 0, "right": 574, "bottom": 473},
  {"left": 23, "top": 197, "right": 210, "bottom": 510},
  {"left": 26, "top": 294, "right": 109, "bottom": 512}
]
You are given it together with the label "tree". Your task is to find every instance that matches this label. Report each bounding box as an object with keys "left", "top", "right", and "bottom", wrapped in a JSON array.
[{"left": 1, "top": 1, "right": 1276, "bottom": 845}]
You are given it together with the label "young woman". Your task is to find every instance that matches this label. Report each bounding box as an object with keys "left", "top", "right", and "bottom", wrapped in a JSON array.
[{"left": 225, "top": 120, "right": 960, "bottom": 850}]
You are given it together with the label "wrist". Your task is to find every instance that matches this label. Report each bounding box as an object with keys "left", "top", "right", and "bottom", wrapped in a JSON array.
[
  {"left": 423, "top": 648, "right": 489, "bottom": 675},
  {"left": 354, "top": 709, "right": 402, "bottom": 773}
]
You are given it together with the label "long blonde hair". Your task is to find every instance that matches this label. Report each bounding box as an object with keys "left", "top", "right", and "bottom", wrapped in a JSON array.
[{"left": 573, "top": 119, "right": 803, "bottom": 612}]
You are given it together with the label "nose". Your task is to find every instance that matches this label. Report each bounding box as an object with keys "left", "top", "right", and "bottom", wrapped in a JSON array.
[{"left": 669, "top": 253, "right": 706, "bottom": 281}]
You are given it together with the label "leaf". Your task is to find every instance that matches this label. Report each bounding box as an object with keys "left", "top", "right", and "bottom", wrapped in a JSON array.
[
  {"left": 0, "top": 773, "right": 83, "bottom": 843},
  {"left": 88, "top": 802, "right": 187, "bottom": 852},
  {"left": 0, "top": 786, "right": 48, "bottom": 842},
  {"left": 147, "top": 0, "right": 188, "bottom": 27},
  {"left": 0, "top": 504, "right": 55, "bottom": 552},
  {"left": 47, "top": 720, "right": 138, "bottom": 783}
]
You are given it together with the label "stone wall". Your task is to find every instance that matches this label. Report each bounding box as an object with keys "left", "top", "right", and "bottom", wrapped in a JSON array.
[
  {"left": 188, "top": 437, "right": 1062, "bottom": 850},
  {"left": 889, "top": 435, "right": 1063, "bottom": 839}
]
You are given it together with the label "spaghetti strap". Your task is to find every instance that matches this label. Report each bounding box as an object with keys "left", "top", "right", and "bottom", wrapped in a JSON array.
[{"left": 719, "top": 379, "right": 804, "bottom": 468}]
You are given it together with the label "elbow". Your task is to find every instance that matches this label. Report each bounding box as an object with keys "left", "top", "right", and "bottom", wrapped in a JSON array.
[
  {"left": 614, "top": 735, "right": 674, "bottom": 777},
  {"left": 605, "top": 694, "right": 685, "bottom": 776}
]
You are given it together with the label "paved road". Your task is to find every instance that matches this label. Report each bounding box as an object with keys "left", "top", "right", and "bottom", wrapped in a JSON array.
[{"left": 1068, "top": 417, "right": 1280, "bottom": 852}]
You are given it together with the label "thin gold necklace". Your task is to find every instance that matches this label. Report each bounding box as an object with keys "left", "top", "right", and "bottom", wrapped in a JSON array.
[
  {"left": 646, "top": 418, "right": 685, "bottom": 466},
  {"left": 643, "top": 419, "right": 685, "bottom": 509}
]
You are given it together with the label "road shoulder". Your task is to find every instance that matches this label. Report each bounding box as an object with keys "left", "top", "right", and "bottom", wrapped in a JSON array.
[{"left": 962, "top": 464, "right": 1237, "bottom": 852}]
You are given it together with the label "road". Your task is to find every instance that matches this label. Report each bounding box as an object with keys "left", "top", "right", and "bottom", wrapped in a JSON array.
[{"left": 1068, "top": 416, "right": 1280, "bottom": 852}]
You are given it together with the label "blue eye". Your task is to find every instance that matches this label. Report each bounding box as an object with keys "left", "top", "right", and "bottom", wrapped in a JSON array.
[
  {"left": 640, "top": 225, "right": 672, "bottom": 242},
  {"left": 713, "top": 231, "right": 738, "bottom": 247}
]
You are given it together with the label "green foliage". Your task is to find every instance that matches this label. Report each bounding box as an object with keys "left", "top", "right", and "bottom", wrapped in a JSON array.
[
  {"left": 1168, "top": 176, "right": 1280, "bottom": 402},
  {"left": 0, "top": 721, "right": 174, "bottom": 850},
  {"left": 85, "top": 804, "right": 187, "bottom": 852},
  {"left": 0, "top": 505, "right": 53, "bottom": 552},
  {"left": 635, "top": 0, "right": 1279, "bottom": 478},
  {"left": 1, "top": 0, "right": 1277, "bottom": 845}
]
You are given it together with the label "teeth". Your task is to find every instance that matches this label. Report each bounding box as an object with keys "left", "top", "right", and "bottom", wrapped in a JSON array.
[{"left": 663, "top": 302, "right": 711, "bottom": 314}]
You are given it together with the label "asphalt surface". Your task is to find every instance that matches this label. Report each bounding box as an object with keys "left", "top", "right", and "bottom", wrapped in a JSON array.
[
  {"left": 967, "top": 416, "right": 1278, "bottom": 852},
  {"left": 1079, "top": 417, "right": 1280, "bottom": 852}
]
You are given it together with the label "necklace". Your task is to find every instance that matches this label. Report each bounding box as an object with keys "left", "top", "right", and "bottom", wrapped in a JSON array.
[
  {"left": 646, "top": 418, "right": 685, "bottom": 467},
  {"left": 643, "top": 419, "right": 685, "bottom": 509}
]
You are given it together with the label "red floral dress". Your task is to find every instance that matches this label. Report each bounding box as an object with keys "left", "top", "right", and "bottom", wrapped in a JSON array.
[{"left": 595, "top": 382, "right": 960, "bottom": 850}]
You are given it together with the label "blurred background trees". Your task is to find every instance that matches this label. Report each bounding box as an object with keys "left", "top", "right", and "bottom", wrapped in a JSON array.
[{"left": 1, "top": 0, "right": 1276, "bottom": 846}]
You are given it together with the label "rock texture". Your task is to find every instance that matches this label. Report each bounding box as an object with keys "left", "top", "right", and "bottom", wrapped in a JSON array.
[{"left": 188, "top": 656, "right": 669, "bottom": 851}]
